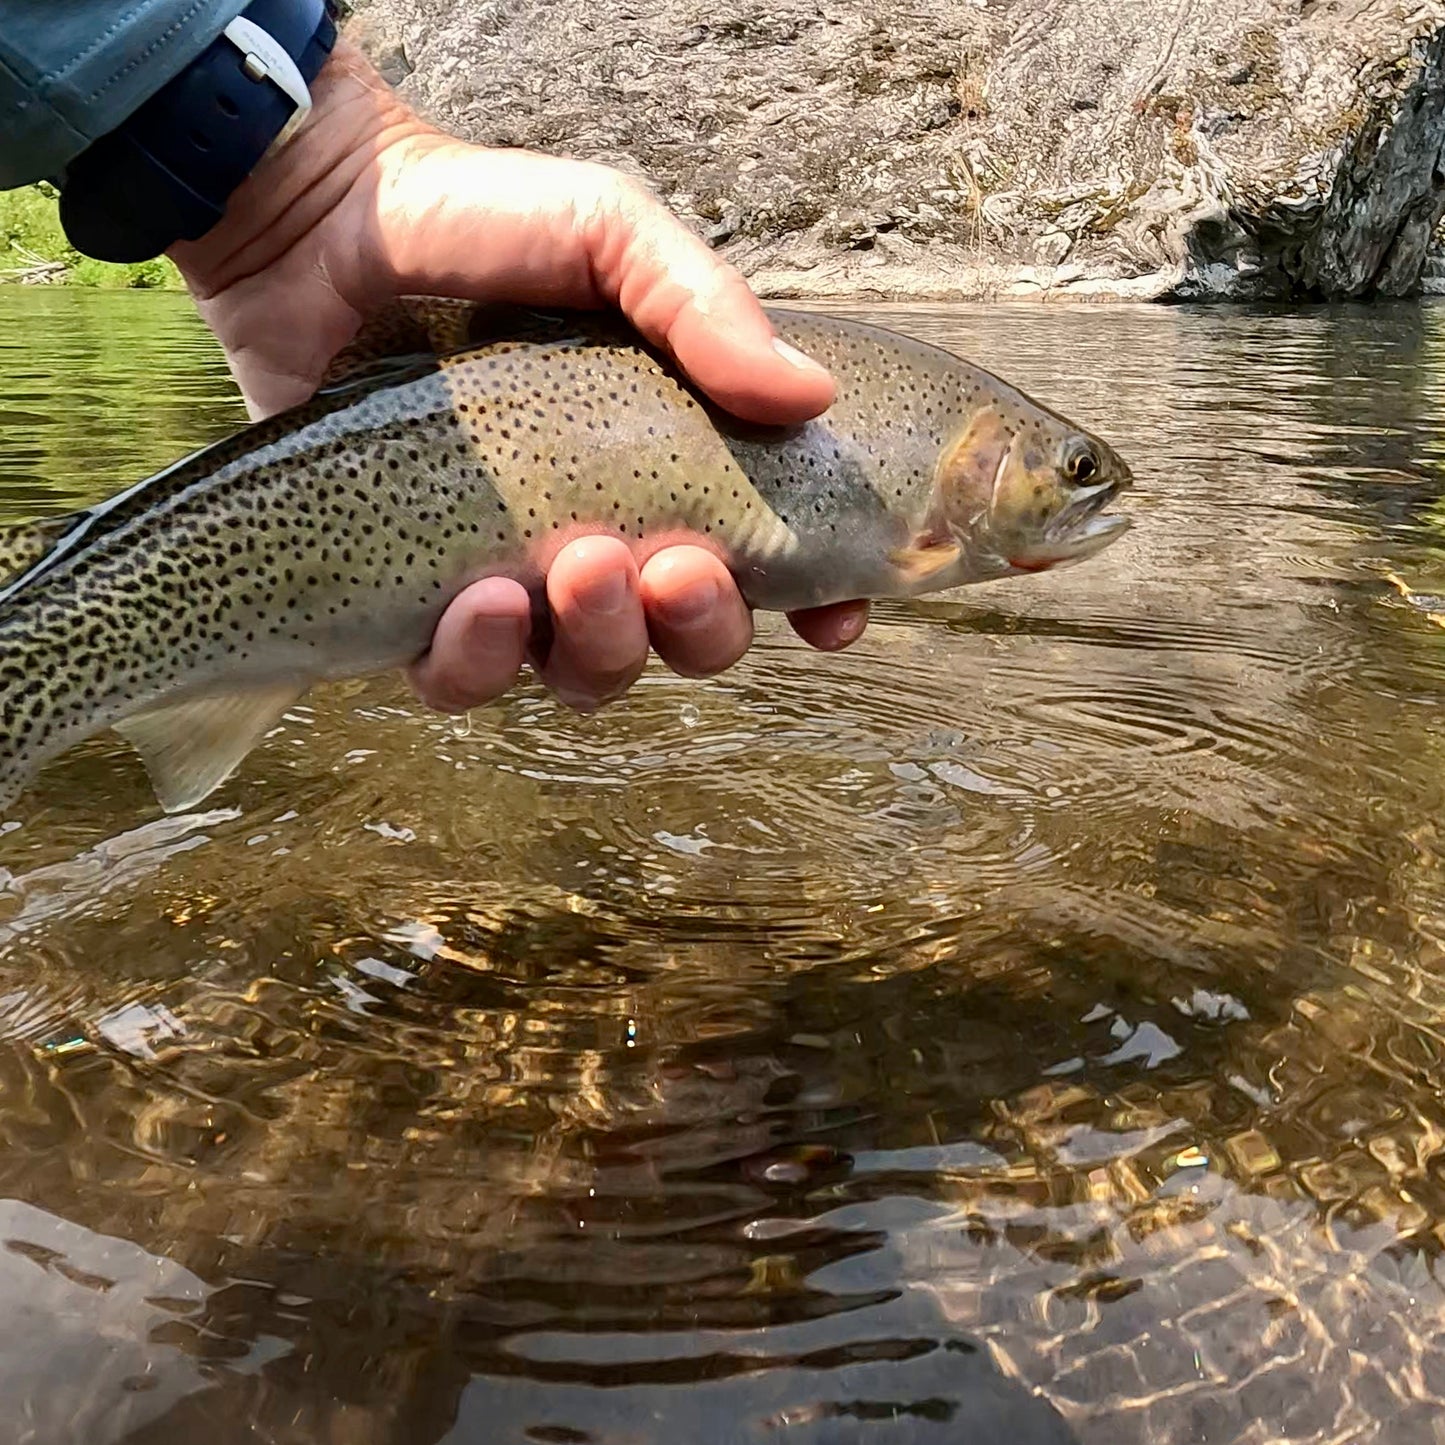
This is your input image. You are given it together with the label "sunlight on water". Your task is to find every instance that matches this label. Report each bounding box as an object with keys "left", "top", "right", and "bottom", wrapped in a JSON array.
[{"left": 2, "top": 289, "right": 1445, "bottom": 1441}]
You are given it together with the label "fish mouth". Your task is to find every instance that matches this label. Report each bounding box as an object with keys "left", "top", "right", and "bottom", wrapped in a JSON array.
[{"left": 1007, "top": 480, "right": 1130, "bottom": 572}]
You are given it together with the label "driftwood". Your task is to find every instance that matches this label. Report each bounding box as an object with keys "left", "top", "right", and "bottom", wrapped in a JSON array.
[{"left": 0, "top": 243, "right": 67, "bottom": 285}]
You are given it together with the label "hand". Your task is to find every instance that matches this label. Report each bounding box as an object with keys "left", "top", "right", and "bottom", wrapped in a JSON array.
[{"left": 169, "top": 40, "right": 869, "bottom": 714}]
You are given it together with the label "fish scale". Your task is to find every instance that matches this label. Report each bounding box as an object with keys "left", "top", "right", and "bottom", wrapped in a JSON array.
[
  {"left": 0, "top": 301, "right": 1134, "bottom": 818},
  {"left": 436, "top": 334, "right": 798, "bottom": 575}
]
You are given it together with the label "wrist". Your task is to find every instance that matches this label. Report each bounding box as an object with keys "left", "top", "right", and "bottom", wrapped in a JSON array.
[
  {"left": 60, "top": 1, "right": 344, "bottom": 264},
  {"left": 170, "top": 39, "right": 427, "bottom": 302}
]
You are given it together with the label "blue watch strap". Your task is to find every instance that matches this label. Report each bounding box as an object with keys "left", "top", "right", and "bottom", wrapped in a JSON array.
[{"left": 58, "top": 0, "right": 338, "bottom": 264}]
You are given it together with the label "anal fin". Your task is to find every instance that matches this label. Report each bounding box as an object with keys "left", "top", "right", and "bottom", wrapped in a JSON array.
[{"left": 113, "top": 683, "right": 308, "bottom": 813}]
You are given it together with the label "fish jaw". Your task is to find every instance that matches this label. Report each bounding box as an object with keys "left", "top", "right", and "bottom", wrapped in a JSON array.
[{"left": 1004, "top": 480, "right": 1132, "bottom": 572}]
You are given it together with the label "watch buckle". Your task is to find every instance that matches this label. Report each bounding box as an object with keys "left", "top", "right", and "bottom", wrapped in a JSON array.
[{"left": 222, "top": 16, "right": 316, "bottom": 150}]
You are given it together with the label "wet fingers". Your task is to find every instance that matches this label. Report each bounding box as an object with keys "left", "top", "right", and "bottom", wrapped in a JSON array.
[
  {"left": 641, "top": 546, "right": 753, "bottom": 679},
  {"left": 787, "top": 600, "right": 870, "bottom": 652},
  {"left": 407, "top": 576, "right": 532, "bottom": 712},
  {"left": 541, "top": 537, "right": 650, "bottom": 710}
]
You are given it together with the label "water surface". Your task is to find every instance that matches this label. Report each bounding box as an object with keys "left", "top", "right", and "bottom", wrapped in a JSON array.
[{"left": 1, "top": 288, "right": 1445, "bottom": 1443}]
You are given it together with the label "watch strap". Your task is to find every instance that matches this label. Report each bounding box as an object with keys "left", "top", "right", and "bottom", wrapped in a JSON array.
[{"left": 58, "top": 0, "right": 339, "bottom": 264}]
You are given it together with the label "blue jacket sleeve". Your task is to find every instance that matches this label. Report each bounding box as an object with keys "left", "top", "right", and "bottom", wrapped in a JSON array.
[{"left": 0, "top": 0, "right": 250, "bottom": 190}]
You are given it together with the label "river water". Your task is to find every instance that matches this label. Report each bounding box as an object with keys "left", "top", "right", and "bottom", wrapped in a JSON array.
[{"left": 1, "top": 288, "right": 1445, "bottom": 1444}]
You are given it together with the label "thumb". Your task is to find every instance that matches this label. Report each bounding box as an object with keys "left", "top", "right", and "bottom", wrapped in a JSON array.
[
  {"left": 640, "top": 266, "right": 839, "bottom": 427},
  {"left": 603, "top": 188, "right": 837, "bottom": 425},
  {"left": 378, "top": 147, "right": 837, "bottom": 426}
]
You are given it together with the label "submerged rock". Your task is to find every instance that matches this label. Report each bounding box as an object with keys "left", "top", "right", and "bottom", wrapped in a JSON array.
[{"left": 349, "top": 0, "right": 1445, "bottom": 301}]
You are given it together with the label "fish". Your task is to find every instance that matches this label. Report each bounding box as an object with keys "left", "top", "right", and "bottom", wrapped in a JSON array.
[{"left": 0, "top": 299, "right": 1134, "bottom": 816}]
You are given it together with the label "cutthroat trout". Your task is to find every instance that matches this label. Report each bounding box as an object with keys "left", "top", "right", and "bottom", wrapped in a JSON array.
[{"left": 0, "top": 300, "right": 1133, "bottom": 814}]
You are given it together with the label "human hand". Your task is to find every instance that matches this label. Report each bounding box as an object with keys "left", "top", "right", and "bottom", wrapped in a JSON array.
[{"left": 169, "top": 40, "right": 869, "bottom": 714}]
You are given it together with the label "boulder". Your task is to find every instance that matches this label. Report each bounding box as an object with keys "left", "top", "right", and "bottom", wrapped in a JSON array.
[{"left": 348, "top": 0, "right": 1445, "bottom": 301}]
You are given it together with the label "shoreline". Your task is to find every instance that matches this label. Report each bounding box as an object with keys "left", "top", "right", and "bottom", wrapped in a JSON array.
[
  {"left": 11, "top": 272, "right": 1441, "bottom": 304},
  {"left": 0, "top": 185, "right": 180, "bottom": 291},
  {"left": 747, "top": 248, "right": 1445, "bottom": 306}
]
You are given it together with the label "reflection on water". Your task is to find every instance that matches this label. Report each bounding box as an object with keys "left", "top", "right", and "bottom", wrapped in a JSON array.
[{"left": 2, "top": 289, "right": 1445, "bottom": 1442}]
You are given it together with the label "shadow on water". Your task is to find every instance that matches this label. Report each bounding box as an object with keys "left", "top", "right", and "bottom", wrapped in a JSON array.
[{"left": 3, "top": 290, "right": 1445, "bottom": 1441}]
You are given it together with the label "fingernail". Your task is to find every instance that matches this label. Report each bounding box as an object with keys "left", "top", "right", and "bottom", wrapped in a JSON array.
[
  {"left": 657, "top": 574, "right": 721, "bottom": 627},
  {"left": 466, "top": 606, "right": 529, "bottom": 656},
  {"left": 575, "top": 567, "right": 631, "bottom": 616},
  {"left": 772, "top": 337, "right": 829, "bottom": 374},
  {"left": 553, "top": 688, "right": 603, "bottom": 715},
  {"left": 837, "top": 610, "right": 866, "bottom": 644}
]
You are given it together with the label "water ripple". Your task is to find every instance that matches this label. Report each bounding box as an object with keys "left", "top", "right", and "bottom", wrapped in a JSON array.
[{"left": 2, "top": 293, "right": 1445, "bottom": 1441}]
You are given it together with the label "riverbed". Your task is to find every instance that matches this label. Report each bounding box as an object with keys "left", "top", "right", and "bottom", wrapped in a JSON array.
[{"left": 1, "top": 288, "right": 1443, "bottom": 1443}]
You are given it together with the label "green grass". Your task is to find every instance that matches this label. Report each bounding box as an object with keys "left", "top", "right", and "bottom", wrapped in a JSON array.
[{"left": 0, "top": 183, "right": 182, "bottom": 289}]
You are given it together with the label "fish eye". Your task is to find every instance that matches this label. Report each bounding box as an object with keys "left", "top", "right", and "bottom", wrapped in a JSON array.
[{"left": 1065, "top": 444, "right": 1098, "bottom": 485}]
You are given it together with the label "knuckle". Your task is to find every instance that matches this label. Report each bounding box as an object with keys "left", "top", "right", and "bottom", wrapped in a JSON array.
[
  {"left": 560, "top": 615, "right": 648, "bottom": 674},
  {"left": 413, "top": 669, "right": 497, "bottom": 715},
  {"left": 550, "top": 656, "right": 647, "bottom": 711},
  {"left": 605, "top": 169, "right": 655, "bottom": 211},
  {"left": 570, "top": 163, "right": 655, "bottom": 235},
  {"left": 656, "top": 631, "right": 750, "bottom": 681},
  {"left": 421, "top": 687, "right": 478, "bottom": 716},
  {"left": 589, "top": 658, "right": 648, "bottom": 697}
]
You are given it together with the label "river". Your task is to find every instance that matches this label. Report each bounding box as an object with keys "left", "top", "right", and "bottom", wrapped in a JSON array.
[{"left": 0, "top": 287, "right": 1443, "bottom": 1443}]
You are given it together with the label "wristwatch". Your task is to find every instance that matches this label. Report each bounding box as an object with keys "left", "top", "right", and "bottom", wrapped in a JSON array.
[{"left": 58, "top": 0, "right": 347, "bottom": 264}]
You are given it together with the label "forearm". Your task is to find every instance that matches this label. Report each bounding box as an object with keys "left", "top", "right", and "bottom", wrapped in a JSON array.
[{"left": 0, "top": 0, "right": 247, "bottom": 190}]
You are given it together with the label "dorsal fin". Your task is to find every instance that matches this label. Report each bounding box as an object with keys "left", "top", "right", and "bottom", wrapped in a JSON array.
[
  {"left": 0, "top": 513, "right": 89, "bottom": 589},
  {"left": 320, "top": 297, "right": 486, "bottom": 388},
  {"left": 319, "top": 297, "right": 617, "bottom": 388}
]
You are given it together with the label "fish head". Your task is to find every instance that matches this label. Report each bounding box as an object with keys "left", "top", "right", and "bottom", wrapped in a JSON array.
[{"left": 933, "top": 404, "right": 1133, "bottom": 576}]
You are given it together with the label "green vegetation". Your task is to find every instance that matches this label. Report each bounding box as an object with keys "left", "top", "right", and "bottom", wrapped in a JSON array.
[{"left": 0, "top": 183, "right": 181, "bottom": 289}]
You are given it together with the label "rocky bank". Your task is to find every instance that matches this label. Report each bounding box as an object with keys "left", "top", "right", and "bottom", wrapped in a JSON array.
[{"left": 349, "top": 0, "right": 1445, "bottom": 302}]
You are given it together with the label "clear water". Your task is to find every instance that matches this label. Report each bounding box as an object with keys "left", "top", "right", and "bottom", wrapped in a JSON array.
[{"left": 1, "top": 288, "right": 1445, "bottom": 1443}]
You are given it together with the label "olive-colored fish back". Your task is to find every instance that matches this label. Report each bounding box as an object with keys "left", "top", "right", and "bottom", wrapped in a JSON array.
[{"left": 321, "top": 298, "right": 632, "bottom": 389}]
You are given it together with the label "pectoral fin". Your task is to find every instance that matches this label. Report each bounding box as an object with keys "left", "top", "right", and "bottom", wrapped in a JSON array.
[
  {"left": 888, "top": 536, "right": 963, "bottom": 586},
  {"left": 113, "top": 683, "right": 307, "bottom": 813}
]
